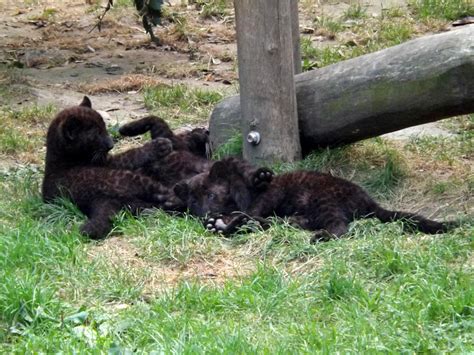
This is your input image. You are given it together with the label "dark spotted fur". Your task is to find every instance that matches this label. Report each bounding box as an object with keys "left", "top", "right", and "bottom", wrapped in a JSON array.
[
  {"left": 118, "top": 116, "right": 212, "bottom": 186},
  {"left": 119, "top": 115, "right": 210, "bottom": 158},
  {"left": 118, "top": 116, "right": 274, "bottom": 192},
  {"left": 42, "top": 97, "right": 182, "bottom": 239},
  {"left": 174, "top": 158, "right": 273, "bottom": 217},
  {"left": 177, "top": 158, "right": 456, "bottom": 242}
]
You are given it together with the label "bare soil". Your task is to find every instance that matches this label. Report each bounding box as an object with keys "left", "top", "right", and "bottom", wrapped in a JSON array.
[
  {"left": 87, "top": 237, "right": 255, "bottom": 294},
  {"left": 0, "top": 0, "right": 236, "bottom": 122}
]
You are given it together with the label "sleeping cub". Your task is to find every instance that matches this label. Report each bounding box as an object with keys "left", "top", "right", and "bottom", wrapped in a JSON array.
[{"left": 175, "top": 158, "right": 456, "bottom": 242}]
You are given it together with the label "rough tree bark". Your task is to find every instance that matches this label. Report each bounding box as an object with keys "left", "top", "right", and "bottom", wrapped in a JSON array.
[
  {"left": 210, "top": 26, "right": 474, "bottom": 155},
  {"left": 291, "top": 0, "right": 302, "bottom": 75}
]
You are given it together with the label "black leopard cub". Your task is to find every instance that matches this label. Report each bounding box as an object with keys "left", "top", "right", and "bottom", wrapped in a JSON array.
[
  {"left": 118, "top": 116, "right": 212, "bottom": 186},
  {"left": 42, "top": 97, "right": 182, "bottom": 239},
  {"left": 118, "top": 116, "right": 274, "bottom": 192},
  {"left": 119, "top": 115, "right": 211, "bottom": 158},
  {"left": 175, "top": 158, "right": 456, "bottom": 242}
]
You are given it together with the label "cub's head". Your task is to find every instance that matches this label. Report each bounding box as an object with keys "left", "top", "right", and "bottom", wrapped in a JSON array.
[
  {"left": 174, "top": 160, "right": 251, "bottom": 217},
  {"left": 46, "top": 96, "right": 114, "bottom": 165}
]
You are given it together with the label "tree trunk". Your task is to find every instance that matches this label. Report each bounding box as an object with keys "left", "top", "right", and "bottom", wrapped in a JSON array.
[
  {"left": 291, "top": 0, "right": 302, "bottom": 75},
  {"left": 234, "top": 0, "right": 301, "bottom": 164},
  {"left": 210, "top": 26, "right": 474, "bottom": 155}
]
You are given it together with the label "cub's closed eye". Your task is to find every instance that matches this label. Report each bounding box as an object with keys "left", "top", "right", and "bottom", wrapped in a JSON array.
[{"left": 208, "top": 193, "right": 216, "bottom": 200}]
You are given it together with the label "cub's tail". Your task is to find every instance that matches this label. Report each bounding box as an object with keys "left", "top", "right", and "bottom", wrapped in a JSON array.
[
  {"left": 119, "top": 116, "right": 173, "bottom": 139},
  {"left": 373, "top": 206, "right": 457, "bottom": 234}
]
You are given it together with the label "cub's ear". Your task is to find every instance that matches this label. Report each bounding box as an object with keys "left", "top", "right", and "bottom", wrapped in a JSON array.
[
  {"left": 209, "top": 161, "right": 228, "bottom": 182},
  {"left": 174, "top": 182, "right": 189, "bottom": 201},
  {"left": 80, "top": 96, "right": 92, "bottom": 108},
  {"left": 61, "top": 117, "right": 81, "bottom": 141}
]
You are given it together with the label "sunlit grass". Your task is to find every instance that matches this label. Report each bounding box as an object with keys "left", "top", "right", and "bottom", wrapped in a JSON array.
[
  {"left": 143, "top": 84, "right": 223, "bottom": 126},
  {"left": 409, "top": 0, "right": 473, "bottom": 20},
  {"left": 0, "top": 104, "right": 55, "bottom": 160},
  {"left": 0, "top": 166, "right": 472, "bottom": 351}
]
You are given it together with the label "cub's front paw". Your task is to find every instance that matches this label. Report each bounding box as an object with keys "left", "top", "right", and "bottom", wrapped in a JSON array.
[
  {"left": 151, "top": 137, "right": 173, "bottom": 157},
  {"left": 80, "top": 220, "right": 109, "bottom": 240},
  {"left": 252, "top": 168, "right": 273, "bottom": 190},
  {"left": 205, "top": 214, "right": 230, "bottom": 234},
  {"left": 310, "top": 230, "right": 334, "bottom": 243},
  {"left": 205, "top": 213, "right": 251, "bottom": 235}
]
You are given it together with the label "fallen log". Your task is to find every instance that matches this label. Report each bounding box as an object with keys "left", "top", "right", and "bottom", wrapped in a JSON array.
[{"left": 209, "top": 26, "right": 474, "bottom": 155}]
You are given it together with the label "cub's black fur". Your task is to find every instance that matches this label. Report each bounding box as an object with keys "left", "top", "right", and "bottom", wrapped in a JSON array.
[
  {"left": 119, "top": 116, "right": 274, "bottom": 192},
  {"left": 119, "top": 115, "right": 210, "bottom": 158},
  {"left": 176, "top": 158, "right": 456, "bottom": 242},
  {"left": 174, "top": 158, "right": 273, "bottom": 217},
  {"left": 119, "top": 116, "right": 212, "bottom": 186},
  {"left": 42, "top": 97, "right": 182, "bottom": 239}
]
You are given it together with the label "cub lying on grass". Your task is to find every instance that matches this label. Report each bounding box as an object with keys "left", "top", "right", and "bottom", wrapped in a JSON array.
[
  {"left": 174, "top": 158, "right": 456, "bottom": 242},
  {"left": 42, "top": 97, "right": 182, "bottom": 239},
  {"left": 119, "top": 115, "right": 211, "bottom": 159},
  {"left": 119, "top": 116, "right": 274, "bottom": 193},
  {"left": 118, "top": 116, "right": 212, "bottom": 186}
]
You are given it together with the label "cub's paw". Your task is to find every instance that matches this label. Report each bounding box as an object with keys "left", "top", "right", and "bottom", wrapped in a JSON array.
[
  {"left": 205, "top": 214, "right": 249, "bottom": 235},
  {"left": 205, "top": 214, "right": 230, "bottom": 234},
  {"left": 150, "top": 137, "right": 173, "bottom": 157},
  {"left": 310, "top": 230, "right": 334, "bottom": 243},
  {"left": 80, "top": 220, "right": 109, "bottom": 240},
  {"left": 252, "top": 168, "right": 273, "bottom": 190},
  {"left": 154, "top": 192, "right": 185, "bottom": 211}
]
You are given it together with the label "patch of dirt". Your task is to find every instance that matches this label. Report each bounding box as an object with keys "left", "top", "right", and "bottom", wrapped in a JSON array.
[
  {"left": 87, "top": 237, "right": 255, "bottom": 294},
  {"left": 0, "top": 0, "right": 236, "bottom": 125}
]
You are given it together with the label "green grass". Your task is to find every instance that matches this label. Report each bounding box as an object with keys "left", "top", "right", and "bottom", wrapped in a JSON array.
[
  {"left": 0, "top": 129, "right": 472, "bottom": 351},
  {"left": 28, "top": 7, "right": 58, "bottom": 22},
  {"left": 0, "top": 166, "right": 472, "bottom": 351},
  {"left": 113, "top": 0, "right": 134, "bottom": 8},
  {"left": 405, "top": 131, "right": 473, "bottom": 164},
  {"left": 212, "top": 130, "right": 242, "bottom": 159},
  {"left": 195, "top": 0, "right": 231, "bottom": 19},
  {"left": 0, "top": 104, "right": 55, "bottom": 158},
  {"left": 143, "top": 84, "right": 223, "bottom": 126},
  {"left": 301, "top": 0, "right": 471, "bottom": 73},
  {"left": 313, "top": 15, "right": 344, "bottom": 40},
  {"left": 0, "top": 67, "right": 30, "bottom": 105},
  {"left": 300, "top": 15, "right": 419, "bottom": 71},
  {"left": 409, "top": 0, "right": 473, "bottom": 20},
  {"left": 378, "top": 20, "right": 414, "bottom": 44},
  {"left": 343, "top": 3, "right": 367, "bottom": 19}
]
